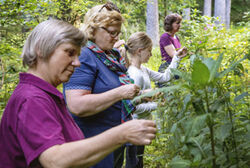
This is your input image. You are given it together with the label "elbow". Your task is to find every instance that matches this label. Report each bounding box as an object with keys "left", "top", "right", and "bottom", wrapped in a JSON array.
[
  {"left": 67, "top": 102, "right": 94, "bottom": 117},
  {"left": 67, "top": 104, "right": 82, "bottom": 117}
]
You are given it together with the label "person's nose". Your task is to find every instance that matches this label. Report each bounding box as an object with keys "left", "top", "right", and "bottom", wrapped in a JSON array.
[{"left": 72, "top": 56, "right": 80, "bottom": 67}]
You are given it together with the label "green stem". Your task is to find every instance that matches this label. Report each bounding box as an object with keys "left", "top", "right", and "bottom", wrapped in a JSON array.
[
  {"left": 205, "top": 87, "right": 216, "bottom": 167},
  {"left": 226, "top": 103, "right": 239, "bottom": 168}
]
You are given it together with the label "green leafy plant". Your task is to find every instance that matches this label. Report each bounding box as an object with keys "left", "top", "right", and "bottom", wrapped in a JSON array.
[{"left": 137, "top": 52, "right": 249, "bottom": 167}]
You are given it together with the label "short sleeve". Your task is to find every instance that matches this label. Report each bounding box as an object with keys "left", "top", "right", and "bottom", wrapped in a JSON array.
[
  {"left": 160, "top": 33, "right": 172, "bottom": 48},
  {"left": 16, "top": 97, "right": 65, "bottom": 166},
  {"left": 64, "top": 49, "right": 97, "bottom": 91}
]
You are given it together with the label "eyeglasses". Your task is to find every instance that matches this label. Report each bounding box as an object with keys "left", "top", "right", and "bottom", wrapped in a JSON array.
[
  {"left": 101, "top": 27, "right": 121, "bottom": 38},
  {"left": 98, "top": 1, "right": 120, "bottom": 13}
]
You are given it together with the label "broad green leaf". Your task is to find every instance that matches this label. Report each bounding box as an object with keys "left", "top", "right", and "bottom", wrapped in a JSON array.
[
  {"left": 169, "top": 157, "right": 192, "bottom": 168},
  {"left": 215, "top": 123, "right": 232, "bottom": 141},
  {"left": 190, "top": 147, "right": 202, "bottom": 162},
  {"left": 203, "top": 57, "right": 215, "bottom": 72},
  {"left": 170, "top": 123, "right": 178, "bottom": 133},
  {"left": 171, "top": 68, "right": 191, "bottom": 81},
  {"left": 208, "top": 53, "right": 223, "bottom": 82},
  {"left": 184, "top": 114, "right": 209, "bottom": 139},
  {"left": 131, "top": 84, "right": 181, "bottom": 104},
  {"left": 190, "top": 136, "right": 206, "bottom": 158},
  {"left": 191, "top": 59, "right": 210, "bottom": 85}
]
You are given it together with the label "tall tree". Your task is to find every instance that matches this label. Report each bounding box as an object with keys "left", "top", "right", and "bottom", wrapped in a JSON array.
[
  {"left": 214, "top": 0, "right": 226, "bottom": 25},
  {"left": 226, "top": 0, "right": 231, "bottom": 28},
  {"left": 183, "top": 7, "right": 191, "bottom": 20},
  {"left": 204, "top": 0, "right": 212, "bottom": 17},
  {"left": 146, "top": 0, "right": 159, "bottom": 46}
]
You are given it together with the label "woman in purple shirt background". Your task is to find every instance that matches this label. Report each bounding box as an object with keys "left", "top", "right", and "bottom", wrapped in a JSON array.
[
  {"left": 0, "top": 19, "right": 156, "bottom": 168},
  {"left": 157, "top": 13, "right": 185, "bottom": 87}
]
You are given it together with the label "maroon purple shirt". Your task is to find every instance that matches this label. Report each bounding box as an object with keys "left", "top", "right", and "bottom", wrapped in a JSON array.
[
  {"left": 0, "top": 73, "right": 84, "bottom": 168},
  {"left": 159, "top": 33, "right": 181, "bottom": 63}
]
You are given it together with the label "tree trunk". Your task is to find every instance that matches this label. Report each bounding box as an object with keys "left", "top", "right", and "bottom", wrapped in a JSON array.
[
  {"left": 146, "top": 0, "right": 159, "bottom": 47},
  {"left": 183, "top": 8, "right": 191, "bottom": 20},
  {"left": 214, "top": 0, "right": 226, "bottom": 25},
  {"left": 226, "top": 0, "right": 231, "bottom": 29},
  {"left": 204, "top": 0, "right": 212, "bottom": 17}
]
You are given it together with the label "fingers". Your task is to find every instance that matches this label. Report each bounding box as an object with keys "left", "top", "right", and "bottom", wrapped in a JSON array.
[
  {"left": 120, "top": 84, "right": 141, "bottom": 99},
  {"left": 143, "top": 120, "right": 157, "bottom": 128},
  {"left": 144, "top": 133, "right": 156, "bottom": 145},
  {"left": 132, "top": 84, "right": 141, "bottom": 97},
  {"left": 123, "top": 119, "right": 157, "bottom": 146}
]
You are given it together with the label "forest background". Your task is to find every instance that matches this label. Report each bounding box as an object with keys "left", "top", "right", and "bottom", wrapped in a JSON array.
[{"left": 0, "top": 0, "right": 249, "bottom": 167}]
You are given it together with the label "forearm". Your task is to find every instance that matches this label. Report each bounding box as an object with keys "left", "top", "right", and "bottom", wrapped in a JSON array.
[
  {"left": 159, "top": 55, "right": 180, "bottom": 82},
  {"left": 135, "top": 102, "right": 157, "bottom": 114},
  {"left": 39, "top": 125, "right": 125, "bottom": 168},
  {"left": 164, "top": 44, "right": 176, "bottom": 58},
  {"left": 66, "top": 87, "right": 124, "bottom": 117}
]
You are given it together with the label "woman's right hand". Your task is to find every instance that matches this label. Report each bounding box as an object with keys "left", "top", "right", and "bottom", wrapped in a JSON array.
[
  {"left": 176, "top": 46, "right": 188, "bottom": 58},
  {"left": 119, "top": 84, "right": 140, "bottom": 100}
]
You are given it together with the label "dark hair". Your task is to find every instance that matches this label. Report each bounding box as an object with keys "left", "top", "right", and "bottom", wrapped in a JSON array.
[{"left": 164, "top": 13, "right": 182, "bottom": 32}]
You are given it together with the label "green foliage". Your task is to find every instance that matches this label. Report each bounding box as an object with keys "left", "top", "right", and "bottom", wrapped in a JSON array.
[
  {"left": 141, "top": 52, "right": 249, "bottom": 167},
  {"left": 0, "top": 0, "right": 249, "bottom": 167},
  {"left": 141, "top": 15, "right": 249, "bottom": 167},
  {"left": 0, "top": 39, "right": 25, "bottom": 117}
]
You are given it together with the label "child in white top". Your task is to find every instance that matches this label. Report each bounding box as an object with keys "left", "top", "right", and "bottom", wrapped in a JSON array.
[
  {"left": 122, "top": 32, "right": 187, "bottom": 117},
  {"left": 120, "top": 32, "right": 187, "bottom": 168}
]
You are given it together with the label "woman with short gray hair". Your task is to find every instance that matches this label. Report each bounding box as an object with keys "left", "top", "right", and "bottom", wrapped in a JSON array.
[{"left": 0, "top": 19, "right": 156, "bottom": 168}]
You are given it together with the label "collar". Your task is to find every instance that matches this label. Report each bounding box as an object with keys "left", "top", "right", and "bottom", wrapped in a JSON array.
[{"left": 19, "top": 72, "right": 64, "bottom": 100}]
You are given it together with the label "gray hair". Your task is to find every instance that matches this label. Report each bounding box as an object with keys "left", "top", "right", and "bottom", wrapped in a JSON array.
[{"left": 22, "top": 19, "right": 87, "bottom": 67}]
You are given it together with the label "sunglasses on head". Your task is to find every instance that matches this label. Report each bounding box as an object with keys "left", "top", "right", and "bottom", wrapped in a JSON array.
[{"left": 98, "top": 1, "right": 120, "bottom": 13}]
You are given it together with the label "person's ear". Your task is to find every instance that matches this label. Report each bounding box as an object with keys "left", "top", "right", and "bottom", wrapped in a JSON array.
[{"left": 137, "top": 48, "right": 143, "bottom": 56}]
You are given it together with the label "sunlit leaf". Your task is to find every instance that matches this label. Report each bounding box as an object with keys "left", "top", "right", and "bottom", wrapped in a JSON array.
[{"left": 191, "top": 59, "right": 210, "bottom": 85}]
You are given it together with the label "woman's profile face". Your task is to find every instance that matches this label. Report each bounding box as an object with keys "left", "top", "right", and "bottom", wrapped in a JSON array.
[
  {"left": 94, "top": 23, "right": 122, "bottom": 51},
  {"left": 172, "top": 19, "right": 181, "bottom": 33},
  {"left": 140, "top": 46, "right": 152, "bottom": 64},
  {"left": 42, "top": 43, "right": 81, "bottom": 86}
]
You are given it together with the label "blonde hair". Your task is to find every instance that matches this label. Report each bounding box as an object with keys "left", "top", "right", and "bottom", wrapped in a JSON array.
[
  {"left": 22, "top": 19, "right": 86, "bottom": 68},
  {"left": 121, "top": 32, "right": 152, "bottom": 66},
  {"left": 80, "top": 3, "right": 124, "bottom": 41}
]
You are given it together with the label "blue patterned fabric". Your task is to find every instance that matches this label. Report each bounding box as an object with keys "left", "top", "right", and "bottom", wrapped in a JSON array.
[
  {"left": 86, "top": 41, "right": 135, "bottom": 122},
  {"left": 63, "top": 45, "right": 131, "bottom": 167}
]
